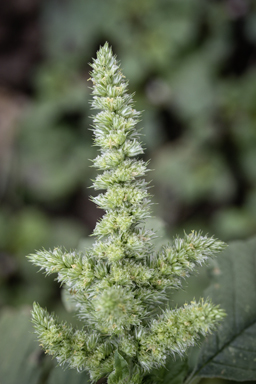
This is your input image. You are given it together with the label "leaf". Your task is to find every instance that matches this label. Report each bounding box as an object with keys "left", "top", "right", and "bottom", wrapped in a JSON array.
[
  {"left": 108, "top": 351, "right": 130, "bottom": 384},
  {"left": 47, "top": 365, "right": 90, "bottom": 384},
  {"left": 0, "top": 307, "right": 45, "bottom": 384},
  {"left": 146, "top": 355, "right": 188, "bottom": 384},
  {"left": 192, "top": 237, "right": 256, "bottom": 381}
]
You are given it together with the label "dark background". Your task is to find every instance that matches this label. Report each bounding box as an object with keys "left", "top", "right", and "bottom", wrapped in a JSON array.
[{"left": 0, "top": 0, "right": 256, "bottom": 382}]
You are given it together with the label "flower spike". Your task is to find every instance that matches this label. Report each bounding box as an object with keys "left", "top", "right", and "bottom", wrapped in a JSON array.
[{"left": 28, "top": 42, "right": 226, "bottom": 384}]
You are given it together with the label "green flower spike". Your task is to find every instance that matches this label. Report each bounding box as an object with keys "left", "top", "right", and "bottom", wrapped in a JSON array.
[{"left": 28, "top": 42, "right": 226, "bottom": 384}]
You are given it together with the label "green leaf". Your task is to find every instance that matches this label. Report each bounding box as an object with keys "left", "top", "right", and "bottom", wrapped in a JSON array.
[
  {"left": 0, "top": 308, "right": 45, "bottom": 384},
  {"left": 146, "top": 355, "right": 188, "bottom": 384},
  {"left": 192, "top": 237, "right": 256, "bottom": 381},
  {"left": 108, "top": 351, "right": 130, "bottom": 384}
]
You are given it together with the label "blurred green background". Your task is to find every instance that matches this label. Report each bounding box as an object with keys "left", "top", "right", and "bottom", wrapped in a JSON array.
[{"left": 1, "top": 0, "right": 256, "bottom": 382}]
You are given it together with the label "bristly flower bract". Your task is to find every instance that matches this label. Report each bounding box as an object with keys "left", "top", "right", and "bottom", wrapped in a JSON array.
[{"left": 28, "top": 42, "right": 226, "bottom": 384}]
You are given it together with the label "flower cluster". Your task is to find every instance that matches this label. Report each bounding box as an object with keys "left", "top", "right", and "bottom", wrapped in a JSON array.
[{"left": 28, "top": 43, "right": 226, "bottom": 384}]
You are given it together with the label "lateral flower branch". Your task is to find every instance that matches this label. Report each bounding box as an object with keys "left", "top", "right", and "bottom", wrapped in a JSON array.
[{"left": 28, "top": 43, "right": 226, "bottom": 384}]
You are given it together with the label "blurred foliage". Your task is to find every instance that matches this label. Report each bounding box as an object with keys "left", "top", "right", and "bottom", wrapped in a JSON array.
[
  {"left": 1, "top": 0, "right": 256, "bottom": 382},
  {"left": 34, "top": 0, "right": 256, "bottom": 243}
]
